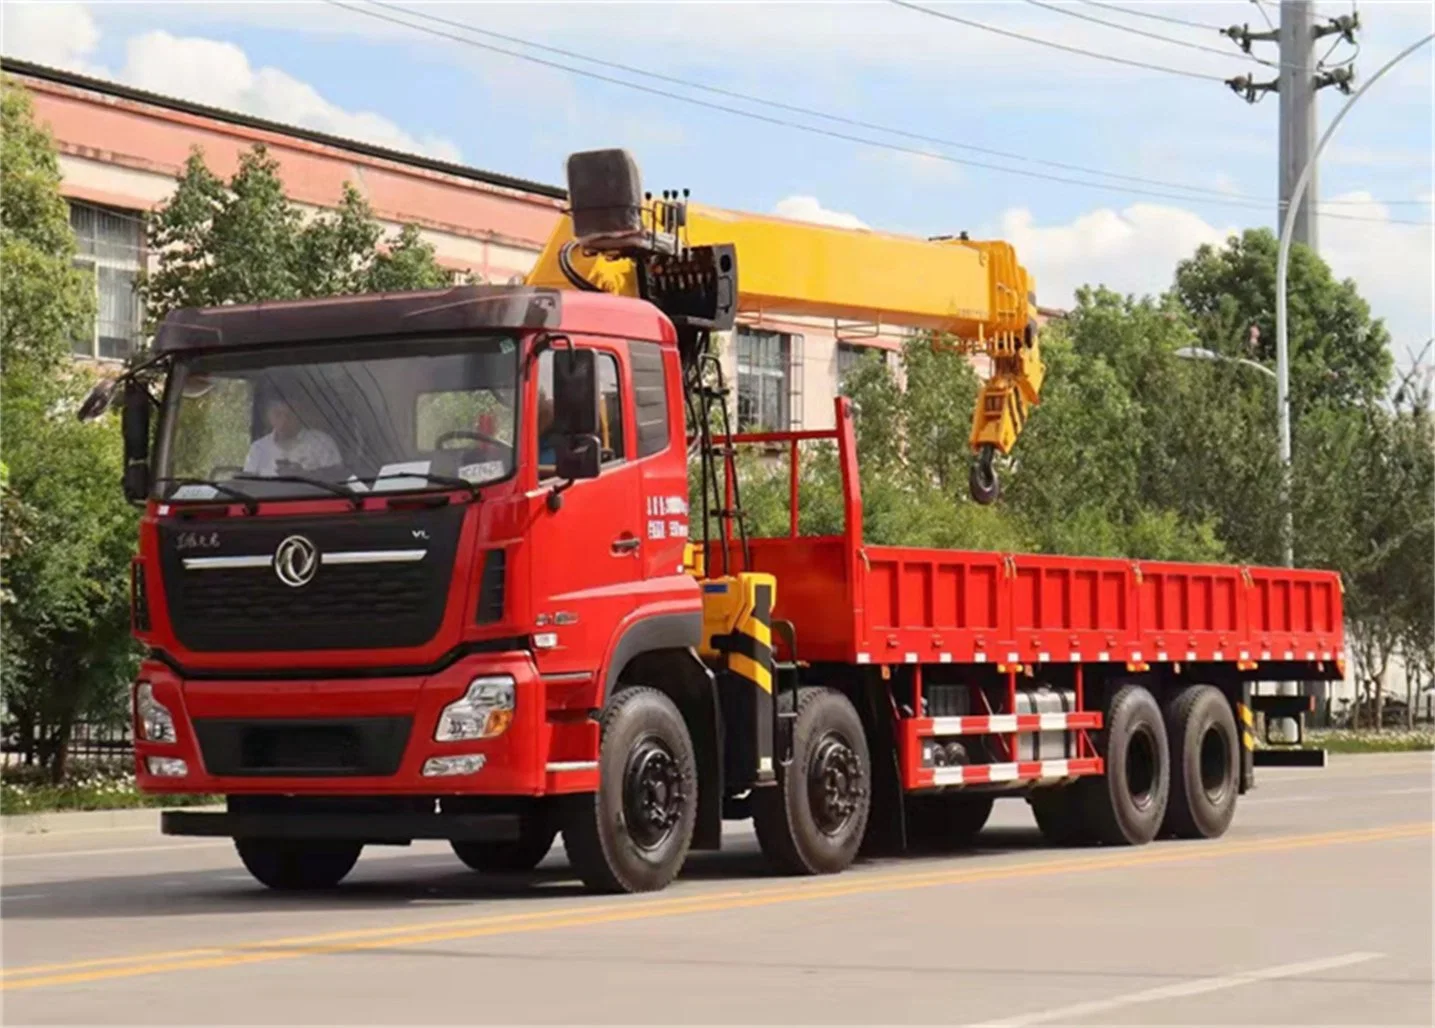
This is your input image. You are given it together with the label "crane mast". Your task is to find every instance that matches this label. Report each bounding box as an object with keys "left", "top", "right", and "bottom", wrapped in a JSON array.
[{"left": 525, "top": 148, "right": 1045, "bottom": 505}]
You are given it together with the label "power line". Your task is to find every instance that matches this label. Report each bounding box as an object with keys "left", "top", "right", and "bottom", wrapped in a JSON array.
[
  {"left": 360, "top": 0, "right": 1425, "bottom": 212},
  {"left": 1026, "top": 0, "right": 1282, "bottom": 68},
  {"left": 1253, "top": 0, "right": 1278, "bottom": 33},
  {"left": 324, "top": 1, "right": 1429, "bottom": 225},
  {"left": 362, "top": 0, "right": 1261, "bottom": 205},
  {"left": 1077, "top": 0, "right": 1225, "bottom": 33},
  {"left": 887, "top": 0, "right": 1229, "bottom": 82}
]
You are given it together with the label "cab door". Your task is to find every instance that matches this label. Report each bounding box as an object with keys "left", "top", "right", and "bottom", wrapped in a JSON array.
[{"left": 524, "top": 343, "right": 641, "bottom": 677}]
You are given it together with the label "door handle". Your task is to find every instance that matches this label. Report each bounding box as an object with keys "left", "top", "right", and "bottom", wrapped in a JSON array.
[{"left": 611, "top": 535, "right": 641, "bottom": 556}]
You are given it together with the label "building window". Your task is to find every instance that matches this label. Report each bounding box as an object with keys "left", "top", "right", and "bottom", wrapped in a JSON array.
[
  {"left": 837, "top": 342, "right": 888, "bottom": 391},
  {"left": 69, "top": 201, "right": 144, "bottom": 361},
  {"left": 735, "top": 326, "right": 791, "bottom": 431}
]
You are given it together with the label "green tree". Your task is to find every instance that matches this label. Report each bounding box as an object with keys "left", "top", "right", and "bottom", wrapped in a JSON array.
[
  {"left": 0, "top": 80, "right": 137, "bottom": 780},
  {"left": 141, "top": 144, "right": 455, "bottom": 327},
  {"left": 1173, "top": 228, "right": 1392, "bottom": 410}
]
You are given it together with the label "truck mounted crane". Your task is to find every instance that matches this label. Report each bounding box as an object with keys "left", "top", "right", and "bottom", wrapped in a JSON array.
[
  {"left": 81, "top": 148, "right": 1336, "bottom": 897},
  {"left": 523, "top": 154, "right": 1044, "bottom": 505}
]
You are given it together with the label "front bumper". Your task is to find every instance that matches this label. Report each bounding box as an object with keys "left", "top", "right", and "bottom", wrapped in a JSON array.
[
  {"left": 132, "top": 653, "right": 599, "bottom": 797},
  {"left": 162, "top": 809, "right": 521, "bottom": 843}
]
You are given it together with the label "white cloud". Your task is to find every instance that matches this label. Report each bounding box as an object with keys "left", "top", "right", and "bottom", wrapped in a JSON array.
[
  {"left": 2, "top": 6, "right": 462, "bottom": 162},
  {"left": 998, "top": 203, "right": 1238, "bottom": 308},
  {"left": 772, "top": 195, "right": 868, "bottom": 230},
  {"left": 994, "top": 197, "right": 1433, "bottom": 352},
  {"left": 2, "top": 0, "right": 102, "bottom": 74}
]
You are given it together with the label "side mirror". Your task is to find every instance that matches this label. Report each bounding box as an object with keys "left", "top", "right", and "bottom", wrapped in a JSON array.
[
  {"left": 554, "top": 436, "right": 601, "bottom": 482},
  {"left": 121, "top": 380, "right": 151, "bottom": 503},
  {"left": 77, "top": 376, "right": 120, "bottom": 423},
  {"left": 551, "top": 347, "right": 598, "bottom": 438},
  {"left": 547, "top": 347, "right": 600, "bottom": 491}
]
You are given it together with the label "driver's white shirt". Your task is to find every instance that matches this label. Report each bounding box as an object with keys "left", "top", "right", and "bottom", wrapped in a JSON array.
[{"left": 243, "top": 429, "right": 340, "bottom": 476}]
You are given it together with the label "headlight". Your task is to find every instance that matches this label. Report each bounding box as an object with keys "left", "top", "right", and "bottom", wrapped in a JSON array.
[
  {"left": 136, "top": 683, "right": 176, "bottom": 743},
  {"left": 435, "top": 676, "right": 515, "bottom": 741},
  {"left": 146, "top": 756, "right": 188, "bottom": 777}
]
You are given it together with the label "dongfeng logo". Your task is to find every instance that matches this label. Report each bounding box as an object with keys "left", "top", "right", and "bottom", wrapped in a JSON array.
[{"left": 273, "top": 535, "right": 319, "bottom": 588}]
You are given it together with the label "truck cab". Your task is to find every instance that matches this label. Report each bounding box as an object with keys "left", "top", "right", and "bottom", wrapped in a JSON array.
[{"left": 118, "top": 285, "right": 711, "bottom": 889}]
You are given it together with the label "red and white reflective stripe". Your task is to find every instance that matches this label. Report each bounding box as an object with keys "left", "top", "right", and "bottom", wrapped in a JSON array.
[
  {"left": 924, "top": 712, "right": 1102, "bottom": 735},
  {"left": 930, "top": 757, "right": 1102, "bottom": 786}
]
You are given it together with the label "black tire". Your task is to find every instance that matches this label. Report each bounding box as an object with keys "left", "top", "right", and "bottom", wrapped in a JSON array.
[
  {"left": 452, "top": 820, "right": 556, "bottom": 873},
  {"left": 753, "top": 687, "right": 872, "bottom": 875},
  {"left": 234, "top": 839, "right": 362, "bottom": 891},
  {"left": 1084, "top": 683, "right": 1170, "bottom": 846},
  {"left": 1161, "top": 685, "right": 1239, "bottom": 839},
  {"left": 1028, "top": 787, "right": 1093, "bottom": 846},
  {"left": 561, "top": 686, "right": 698, "bottom": 894},
  {"left": 906, "top": 793, "right": 994, "bottom": 851}
]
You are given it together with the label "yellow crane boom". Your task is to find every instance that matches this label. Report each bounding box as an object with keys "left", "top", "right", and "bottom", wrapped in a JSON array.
[{"left": 524, "top": 151, "right": 1045, "bottom": 504}]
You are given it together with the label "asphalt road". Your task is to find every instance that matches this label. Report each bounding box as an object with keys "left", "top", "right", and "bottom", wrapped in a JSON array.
[{"left": 2, "top": 752, "right": 1431, "bottom": 1026}]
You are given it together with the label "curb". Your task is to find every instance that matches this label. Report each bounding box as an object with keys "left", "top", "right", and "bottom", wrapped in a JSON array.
[{"left": 1, "top": 804, "right": 224, "bottom": 837}]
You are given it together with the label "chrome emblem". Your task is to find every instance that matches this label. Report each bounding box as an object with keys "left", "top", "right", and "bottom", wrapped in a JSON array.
[{"left": 273, "top": 535, "right": 318, "bottom": 588}]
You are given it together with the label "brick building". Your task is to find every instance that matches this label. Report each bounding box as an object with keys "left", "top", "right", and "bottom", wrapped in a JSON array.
[{"left": 6, "top": 57, "right": 1058, "bottom": 433}]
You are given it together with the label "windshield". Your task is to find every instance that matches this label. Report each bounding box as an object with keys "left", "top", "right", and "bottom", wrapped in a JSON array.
[{"left": 153, "top": 335, "right": 520, "bottom": 503}]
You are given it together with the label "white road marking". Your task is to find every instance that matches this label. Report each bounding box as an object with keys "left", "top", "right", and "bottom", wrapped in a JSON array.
[
  {"left": 0, "top": 841, "right": 228, "bottom": 862},
  {"left": 967, "top": 951, "right": 1381, "bottom": 1027},
  {"left": 1243, "top": 785, "right": 1433, "bottom": 805}
]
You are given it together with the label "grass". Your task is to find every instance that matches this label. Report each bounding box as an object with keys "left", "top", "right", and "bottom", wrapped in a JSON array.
[
  {"left": 0, "top": 763, "right": 219, "bottom": 815},
  {"left": 1303, "top": 728, "right": 1435, "bottom": 754}
]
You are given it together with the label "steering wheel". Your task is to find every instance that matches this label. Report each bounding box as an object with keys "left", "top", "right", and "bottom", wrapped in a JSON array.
[{"left": 434, "top": 429, "right": 508, "bottom": 450}]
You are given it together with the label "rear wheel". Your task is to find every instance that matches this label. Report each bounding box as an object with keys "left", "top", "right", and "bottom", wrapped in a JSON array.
[
  {"left": 1028, "top": 787, "right": 1092, "bottom": 846},
  {"left": 452, "top": 819, "right": 556, "bottom": 873},
  {"left": 906, "top": 793, "right": 994, "bottom": 851},
  {"left": 235, "top": 839, "right": 362, "bottom": 891},
  {"left": 1161, "top": 685, "right": 1239, "bottom": 839},
  {"left": 562, "top": 687, "right": 697, "bottom": 894},
  {"left": 754, "top": 687, "right": 872, "bottom": 875},
  {"left": 1083, "top": 684, "right": 1170, "bottom": 846}
]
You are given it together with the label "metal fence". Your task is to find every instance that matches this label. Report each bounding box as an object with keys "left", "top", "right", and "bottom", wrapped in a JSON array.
[{"left": 1, "top": 721, "right": 134, "bottom": 769}]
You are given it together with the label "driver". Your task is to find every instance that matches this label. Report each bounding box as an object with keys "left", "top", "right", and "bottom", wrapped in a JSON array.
[{"left": 243, "top": 395, "right": 340, "bottom": 476}]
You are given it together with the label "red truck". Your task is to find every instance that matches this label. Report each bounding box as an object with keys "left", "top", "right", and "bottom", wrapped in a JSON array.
[{"left": 84, "top": 149, "right": 1340, "bottom": 894}]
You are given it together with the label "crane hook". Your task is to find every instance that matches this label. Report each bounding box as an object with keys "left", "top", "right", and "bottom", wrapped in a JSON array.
[{"left": 968, "top": 444, "right": 1001, "bottom": 505}]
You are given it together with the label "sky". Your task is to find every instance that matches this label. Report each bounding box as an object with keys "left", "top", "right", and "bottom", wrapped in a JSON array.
[{"left": 3, "top": 0, "right": 1432, "bottom": 366}]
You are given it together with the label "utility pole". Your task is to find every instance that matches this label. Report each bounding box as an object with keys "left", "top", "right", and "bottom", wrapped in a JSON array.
[
  {"left": 1278, "top": 1, "right": 1319, "bottom": 249},
  {"left": 1224, "top": 2, "right": 1359, "bottom": 253}
]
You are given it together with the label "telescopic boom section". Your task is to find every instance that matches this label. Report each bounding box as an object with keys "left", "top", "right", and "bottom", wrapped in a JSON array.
[{"left": 525, "top": 148, "right": 1045, "bottom": 504}]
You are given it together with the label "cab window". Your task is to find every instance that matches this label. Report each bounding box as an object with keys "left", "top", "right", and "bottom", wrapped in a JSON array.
[{"left": 537, "top": 349, "right": 625, "bottom": 479}]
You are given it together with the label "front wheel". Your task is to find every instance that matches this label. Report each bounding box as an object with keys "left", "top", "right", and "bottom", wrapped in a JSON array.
[
  {"left": 452, "top": 818, "right": 557, "bottom": 873},
  {"left": 754, "top": 687, "right": 872, "bottom": 876},
  {"left": 562, "top": 687, "right": 698, "bottom": 894},
  {"left": 235, "top": 839, "right": 362, "bottom": 891}
]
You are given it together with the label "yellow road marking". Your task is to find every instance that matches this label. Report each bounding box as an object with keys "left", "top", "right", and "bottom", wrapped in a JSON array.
[{"left": 4, "top": 821, "right": 1428, "bottom": 992}]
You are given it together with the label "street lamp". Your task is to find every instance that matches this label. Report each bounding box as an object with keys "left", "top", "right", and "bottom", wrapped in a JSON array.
[
  {"left": 1276, "top": 31, "right": 1435, "bottom": 567},
  {"left": 1174, "top": 346, "right": 1278, "bottom": 381}
]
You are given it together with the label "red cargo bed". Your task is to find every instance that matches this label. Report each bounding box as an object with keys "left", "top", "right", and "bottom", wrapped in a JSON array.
[{"left": 716, "top": 399, "right": 1345, "bottom": 679}]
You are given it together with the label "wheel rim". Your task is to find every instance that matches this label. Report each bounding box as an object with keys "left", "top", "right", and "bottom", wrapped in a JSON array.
[
  {"left": 622, "top": 734, "right": 684, "bottom": 850},
  {"left": 807, "top": 731, "right": 863, "bottom": 836},
  {"left": 1125, "top": 726, "right": 1158, "bottom": 810},
  {"left": 1199, "top": 724, "right": 1231, "bottom": 803}
]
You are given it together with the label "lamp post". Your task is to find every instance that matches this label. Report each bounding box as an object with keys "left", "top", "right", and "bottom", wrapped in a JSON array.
[
  {"left": 1275, "top": 31, "right": 1435, "bottom": 567},
  {"left": 1174, "top": 346, "right": 1278, "bottom": 381}
]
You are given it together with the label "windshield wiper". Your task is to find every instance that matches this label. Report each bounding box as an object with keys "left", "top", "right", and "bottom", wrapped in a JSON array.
[
  {"left": 155, "top": 477, "right": 260, "bottom": 515},
  {"left": 233, "top": 473, "right": 364, "bottom": 511},
  {"left": 367, "top": 471, "right": 482, "bottom": 500}
]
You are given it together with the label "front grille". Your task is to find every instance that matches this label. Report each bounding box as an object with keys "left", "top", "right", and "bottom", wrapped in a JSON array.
[
  {"left": 158, "top": 505, "right": 463, "bottom": 652},
  {"left": 194, "top": 717, "right": 412, "bottom": 777}
]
